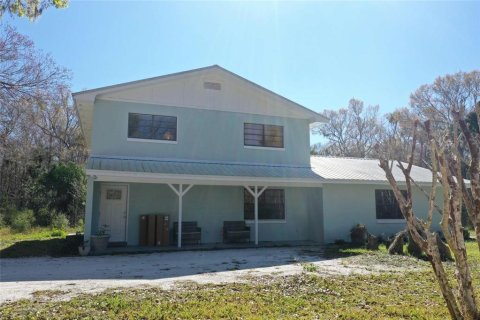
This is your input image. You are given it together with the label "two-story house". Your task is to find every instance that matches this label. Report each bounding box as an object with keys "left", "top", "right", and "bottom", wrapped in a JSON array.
[{"left": 74, "top": 65, "right": 439, "bottom": 248}]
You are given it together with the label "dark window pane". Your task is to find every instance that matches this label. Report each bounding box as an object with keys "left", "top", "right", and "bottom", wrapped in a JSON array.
[
  {"left": 244, "top": 189, "right": 285, "bottom": 220},
  {"left": 375, "top": 189, "right": 406, "bottom": 219},
  {"left": 128, "top": 113, "right": 177, "bottom": 141},
  {"left": 244, "top": 123, "right": 283, "bottom": 148}
]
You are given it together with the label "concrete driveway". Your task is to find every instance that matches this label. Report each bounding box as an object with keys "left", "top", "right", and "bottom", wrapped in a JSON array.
[{"left": 0, "top": 246, "right": 354, "bottom": 303}]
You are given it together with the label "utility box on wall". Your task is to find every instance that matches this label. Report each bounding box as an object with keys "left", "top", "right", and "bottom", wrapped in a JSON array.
[{"left": 139, "top": 214, "right": 170, "bottom": 247}]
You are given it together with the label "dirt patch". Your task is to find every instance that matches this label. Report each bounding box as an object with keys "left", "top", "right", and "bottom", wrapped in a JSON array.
[{"left": 0, "top": 246, "right": 426, "bottom": 304}]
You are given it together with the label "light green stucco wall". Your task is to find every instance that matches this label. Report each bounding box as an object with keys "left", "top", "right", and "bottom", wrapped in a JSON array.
[
  {"left": 91, "top": 182, "right": 324, "bottom": 245},
  {"left": 322, "top": 183, "right": 443, "bottom": 244},
  {"left": 90, "top": 99, "right": 311, "bottom": 165}
]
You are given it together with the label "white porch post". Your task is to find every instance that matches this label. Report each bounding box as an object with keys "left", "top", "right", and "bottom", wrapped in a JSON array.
[
  {"left": 168, "top": 184, "right": 194, "bottom": 248},
  {"left": 254, "top": 186, "right": 259, "bottom": 245},
  {"left": 84, "top": 176, "right": 94, "bottom": 244},
  {"left": 178, "top": 185, "right": 183, "bottom": 248},
  {"left": 245, "top": 185, "right": 267, "bottom": 245}
]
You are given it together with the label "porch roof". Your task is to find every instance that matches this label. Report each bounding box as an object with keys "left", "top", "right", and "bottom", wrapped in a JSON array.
[
  {"left": 310, "top": 156, "right": 434, "bottom": 184},
  {"left": 86, "top": 156, "right": 324, "bottom": 184}
]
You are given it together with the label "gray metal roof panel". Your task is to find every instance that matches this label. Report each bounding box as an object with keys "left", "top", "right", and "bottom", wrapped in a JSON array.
[
  {"left": 87, "top": 156, "right": 324, "bottom": 180},
  {"left": 86, "top": 156, "right": 434, "bottom": 183},
  {"left": 310, "top": 156, "right": 433, "bottom": 183}
]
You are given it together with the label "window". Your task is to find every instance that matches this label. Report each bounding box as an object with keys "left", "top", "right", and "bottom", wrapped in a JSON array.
[
  {"left": 244, "top": 189, "right": 285, "bottom": 220},
  {"left": 106, "top": 189, "right": 122, "bottom": 200},
  {"left": 244, "top": 123, "right": 284, "bottom": 148},
  {"left": 375, "top": 189, "right": 407, "bottom": 220},
  {"left": 128, "top": 113, "right": 177, "bottom": 141}
]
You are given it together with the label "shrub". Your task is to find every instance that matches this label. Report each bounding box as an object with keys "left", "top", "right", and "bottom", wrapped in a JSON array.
[
  {"left": 76, "top": 218, "right": 84, "bottom": 229},
  {"left": 51, "top": 213, "right": 69, "bottom": 230},
  {"left": 36, "top": 207, "right": 53, "bottom": 227},
  {"left": 10, "top": 210, "right": 35, "bottom": 233},
  {"left": 350, "top": 224, "right": 368, "bottom": 246},
  {"left": 0, "top": 205, "right": 18, "bottom": 226},
  {"left": 50, "top": 229, "right": 66, "bottom": 237},
  {"left": 407, "top": 232, "right": 423, "bottom": 258},
  {"left": 38, "top": 162, "right": 86, "bottom": 225}
]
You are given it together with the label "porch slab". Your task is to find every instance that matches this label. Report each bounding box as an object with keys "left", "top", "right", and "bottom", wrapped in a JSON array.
[{"left": 102, "top": 240, "right": 320, "bottom": 255}]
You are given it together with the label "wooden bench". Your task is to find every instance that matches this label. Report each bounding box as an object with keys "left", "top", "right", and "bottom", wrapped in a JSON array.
[
  {"left": 223, "top": 221, "right": 250, "bottom": 243},
  {"left": 173, "top": 221, "right": 201, "bottom": 245}
]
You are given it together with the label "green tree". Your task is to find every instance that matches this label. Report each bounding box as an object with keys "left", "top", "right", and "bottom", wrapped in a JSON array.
[
  {"left": 0, "top": 0, "right": 68, "bottom": 20},
  {"left": 39, "top": 162, "right": 85, "bottom": 225}
]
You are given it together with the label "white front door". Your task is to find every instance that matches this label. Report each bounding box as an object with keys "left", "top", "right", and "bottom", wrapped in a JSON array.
[{"left": 100, "top": 184, "right": 128, "bottom": 242}]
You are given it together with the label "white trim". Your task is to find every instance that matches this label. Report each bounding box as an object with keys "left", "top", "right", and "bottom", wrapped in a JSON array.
[
  {"left": 376, "top": 219, "right": 406, "bottom": 224},
  {"left": 127, "top": 138, "right": 178, "bottom": 144},
  {"left": 100, "top": 183, "right": 129, "bottom": 243},
  {"left": 244, "top": 146, "right": 285, "bottom": 151},
  {"left": 322, "top": 180, "right": 434, "bottom": 187}
]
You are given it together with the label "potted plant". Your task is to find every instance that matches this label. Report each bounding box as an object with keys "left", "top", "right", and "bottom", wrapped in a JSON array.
[
  {"left": 78, "top": 240, "right": 91, "bottom": 256},
  {"left": 90, "top": 224, "right": 110, "bottom": 253}
]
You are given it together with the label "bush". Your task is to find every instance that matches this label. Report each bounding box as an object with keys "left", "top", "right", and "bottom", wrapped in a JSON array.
[
  {"left": 76, "top": 218, "right": 84, "bottom": 230},
  {"left": 350, "top": 224, "right": 368, "bottom": 246},
  {"left": 39, "top": 162, "right": 86, "bottom": 225},
  {"left": 10, "top": 210, "right": 35, "bottom": 233},
  {"left": 51, "top": 213, "right": 69, "bottom": 230},
  {"left": 50, "top": 229, "right": 66, "bottom": 237},
  {"left": 0, "top": 205, "right": 18, "bottom": 226},
  {"left": 36, "top": 207, "right": 53, "bottom": 227}
]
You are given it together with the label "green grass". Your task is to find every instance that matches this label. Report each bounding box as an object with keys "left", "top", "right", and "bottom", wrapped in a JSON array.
[
  {"left": 0, "top": 227, "right": 82, "bottom": 258},
  {"left": 1, "top": 241, "right": 478, "bottom": 319}
]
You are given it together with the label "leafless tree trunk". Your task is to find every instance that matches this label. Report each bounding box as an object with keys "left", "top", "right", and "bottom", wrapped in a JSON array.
[{"left": 379, "top": 115, "right": 479, "bottom": 319}]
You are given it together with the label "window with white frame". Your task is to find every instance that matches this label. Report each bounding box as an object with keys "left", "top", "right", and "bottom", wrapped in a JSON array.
[
  {"left": 244, "top": 188, "right": 285, "bottom": 220},
  {"left": 128, "top": 113, "right": 177, "bottom": 141}
]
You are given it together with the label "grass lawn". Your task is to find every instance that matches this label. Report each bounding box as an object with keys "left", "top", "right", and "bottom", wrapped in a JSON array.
[
  {"left": 0, "top": 227, "right": 82, "bottom": 258},
  {"left": 0, "top": 240, "right": 478, "bottom": 319}
]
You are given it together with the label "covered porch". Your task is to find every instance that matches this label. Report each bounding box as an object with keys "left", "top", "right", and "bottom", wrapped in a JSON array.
[{"left": 83, "top": 156, "right": 325, "bottom": 249}]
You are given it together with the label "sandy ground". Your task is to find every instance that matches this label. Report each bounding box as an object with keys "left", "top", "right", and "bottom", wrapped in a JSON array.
[{"left": 0, "top": 246, "right": 405, "bottom": 303}]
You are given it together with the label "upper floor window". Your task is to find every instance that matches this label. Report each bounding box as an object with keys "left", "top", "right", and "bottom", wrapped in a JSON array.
[
  {"left": 128, "top": 113, "right": 177, "bottom": 141},
  {"left": 244, "top": 188, "right": 285, "bottom": 220},
  {"left": 244, "top": 123, "right": 284, "bottom": 148},
  {"left": 375, "top": 189, "right": 407, "bottom": 220}
]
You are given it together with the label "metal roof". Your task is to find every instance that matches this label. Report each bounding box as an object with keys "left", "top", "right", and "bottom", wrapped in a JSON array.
[
  {"left": 86, "top": 156, "right": 324, "bottom": 180},
  {"left": 310, "top": 156, "right": 433, "bottom": 183},
  {"left": 86, "top": 155, "right": 434, "bottom": 184}
]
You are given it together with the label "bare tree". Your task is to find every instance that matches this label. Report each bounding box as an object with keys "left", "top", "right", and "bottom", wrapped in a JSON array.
[
  {"left": 378, "top": 71, "right": 480, "bottom": 319},
  {"left": 0, "top": 25, "right": 70, "bottom": 106},
  {"left": 0, "top": 0, "right": 68, "bottom": 20},
  {"left": 312, "top": 98, "right": 384, "bottom": 158},
  {"left": 381, "top": 107, "right": 429, "bottom": 166},
  {"left": 0, "top": 26, "right": 86, "bottom": 211}
]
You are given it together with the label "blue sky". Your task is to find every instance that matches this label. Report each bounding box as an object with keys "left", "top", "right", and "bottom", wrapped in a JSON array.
[{"left": 4, "top": 1, "right": 479, "bottom": 145}]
